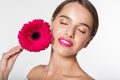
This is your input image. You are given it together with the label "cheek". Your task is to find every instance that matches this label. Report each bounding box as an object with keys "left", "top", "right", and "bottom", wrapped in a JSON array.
[
  {"left": 75, "top": 35, "right": 89, "bottom": 48},
  {"left": 52, "top": 25, "right": 64, "bottom": 38}
]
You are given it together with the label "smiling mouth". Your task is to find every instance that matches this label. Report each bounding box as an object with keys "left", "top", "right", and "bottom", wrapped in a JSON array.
[{"left": 58, "top": 37, "right": 73, "bottom": 47}]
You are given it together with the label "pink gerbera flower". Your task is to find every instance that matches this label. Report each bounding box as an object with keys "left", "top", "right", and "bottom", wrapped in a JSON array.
[{"left": 18, "top": 19, "right": 52, "bottom": 52}]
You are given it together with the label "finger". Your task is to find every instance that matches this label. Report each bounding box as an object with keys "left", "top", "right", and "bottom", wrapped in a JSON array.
[
  {"left": 6, "top": 45, "right": 23, "bottom": 58},
  {"left": 7, "top": 49, "right": 23, "bottom": 71},
  {"left": 0, "top": 72, "right": 3, "bottom": 80},
  {"left": 2, "top": 45, "right": 23, "bottom": 60},
  {"left": 0, "top": 45, "right": 23, "bottom": 70}
]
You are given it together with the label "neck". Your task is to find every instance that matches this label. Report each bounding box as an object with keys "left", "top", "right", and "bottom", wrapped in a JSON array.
[{"left": 46, "top": 49, "right": 80, "bottom": 75}]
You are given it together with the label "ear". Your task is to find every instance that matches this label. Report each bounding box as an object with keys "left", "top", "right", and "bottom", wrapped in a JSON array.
[
  {"left": 50, "top": 17, "right": 54, "bottom": 31},
  {"left": 83, "top": 36, "right": 93, "bottom": 48}
]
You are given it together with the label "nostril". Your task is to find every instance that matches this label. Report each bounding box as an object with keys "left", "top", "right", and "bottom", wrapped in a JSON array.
[
  {"left": 65, "top": 32, "right": 74, "bottom": 38},
  {"left": 65, "top": 28, "right": 74, "bottom": 38}
]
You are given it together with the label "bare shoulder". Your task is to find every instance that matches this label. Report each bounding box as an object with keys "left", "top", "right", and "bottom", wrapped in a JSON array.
[
  {"left": 27, "top": 65, "right": 46, "bottom": 79},
  {"left": 63, "top": 74, "right": 94, "bottom": 80},
  {"left": 76, "top": 74, "right": 95, "bottom": 80},
  {"left": 76, "top": 69, "right": 95, "bottom": 80},
  {"left": 76, "top": 76, "right": 94, "bottom": 80},
  {"left": 63, "top": 70, "right": 94, "bottom": 80}
]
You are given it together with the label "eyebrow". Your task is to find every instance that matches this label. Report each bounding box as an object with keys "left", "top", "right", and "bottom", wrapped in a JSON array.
[
  {"left": 59, "top": 15, "right": 72, "bottom": 21},
  {"left": 59, "top": 15, "right": 91, "bottom": 31},
  {"left": 79, "top": 23, "right": 91, "bottom": 31}
]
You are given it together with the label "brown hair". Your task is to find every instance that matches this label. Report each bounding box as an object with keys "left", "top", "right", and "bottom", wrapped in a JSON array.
[{"left": 52, "top": 0, "right": 99, "bottom": 37}]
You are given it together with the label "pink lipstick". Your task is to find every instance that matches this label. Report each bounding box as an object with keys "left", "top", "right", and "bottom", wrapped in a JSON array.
[{"left": 58, "top": 37, "right": 73, "bottom": 47}]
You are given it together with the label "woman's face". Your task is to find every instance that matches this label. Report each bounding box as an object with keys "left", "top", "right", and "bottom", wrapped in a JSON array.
[{"left": 50, "top": 2, "right": 93, "bottom": 57}]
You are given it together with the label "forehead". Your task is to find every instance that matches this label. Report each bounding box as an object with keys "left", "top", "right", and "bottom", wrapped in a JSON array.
[
  {"left": 56, "top": 2, "right": 93, "bottom": 28},
  {"left": 60, "top": 2, "right": 92, "bottom": 17}
]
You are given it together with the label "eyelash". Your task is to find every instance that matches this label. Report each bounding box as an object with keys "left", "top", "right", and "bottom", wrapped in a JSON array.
[
  {"left": 60, "top": 22, "right": 68, "bottom": 25},
  {"left": 60, "top": 22, "right": 86, "bottom": 34},
  {"left": 78, "top": 29, "right": 86, "bottom": 34}
]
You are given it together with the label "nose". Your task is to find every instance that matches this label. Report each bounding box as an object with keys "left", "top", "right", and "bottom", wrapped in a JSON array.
[{"left": 65, "top": 27, "right": 75, "bottom": 38}]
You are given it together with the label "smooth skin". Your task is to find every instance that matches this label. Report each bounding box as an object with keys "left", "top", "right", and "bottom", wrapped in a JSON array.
[
  {"left": 0, "top": 46, "right": 23, "bottom": 80},
  {"left": 28, "top": 2, "right": 94, "bottom": 80},
  {"left": 0, "top": 2, "right": 94, "bottom": 80}
]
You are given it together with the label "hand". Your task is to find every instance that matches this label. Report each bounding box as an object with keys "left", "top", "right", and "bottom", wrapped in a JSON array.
[{"left": 0, "top": 45, "right": 23, "bottom": 80}]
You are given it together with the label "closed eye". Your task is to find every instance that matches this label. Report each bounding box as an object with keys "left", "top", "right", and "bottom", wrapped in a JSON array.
[
  {"left": 78, "top": 29, "right": 86, "bottom": 34},
  {"left": 60, "top": 22, "right": 68, "bottom": 25}
]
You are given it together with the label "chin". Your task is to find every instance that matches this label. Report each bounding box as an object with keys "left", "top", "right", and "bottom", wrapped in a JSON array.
[{"left": 52, "top": 45, "right": 76, "bottom": 57}]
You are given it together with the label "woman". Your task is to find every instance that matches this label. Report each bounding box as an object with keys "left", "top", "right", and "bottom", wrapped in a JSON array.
[{"left": 0, "top": 0, "right": 99, "bottom": 80}]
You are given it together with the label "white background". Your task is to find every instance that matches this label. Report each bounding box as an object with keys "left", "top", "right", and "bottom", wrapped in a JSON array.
[{"left": 0, "top": 0, "right": 120, "bottom": 80}]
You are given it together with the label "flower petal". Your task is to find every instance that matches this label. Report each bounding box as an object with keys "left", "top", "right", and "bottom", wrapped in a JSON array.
[{"left": 18, "top": 19, "right": 53, "bottom": 52}]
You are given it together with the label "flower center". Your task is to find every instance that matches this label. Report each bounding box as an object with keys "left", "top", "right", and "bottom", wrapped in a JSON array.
[{"left": 31, "top": 31, "right": 40, "bottom": 40}]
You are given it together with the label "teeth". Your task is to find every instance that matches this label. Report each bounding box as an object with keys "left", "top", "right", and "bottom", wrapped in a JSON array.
[{"left": 61, "top": 39, "right": 70, "bottom": 45}]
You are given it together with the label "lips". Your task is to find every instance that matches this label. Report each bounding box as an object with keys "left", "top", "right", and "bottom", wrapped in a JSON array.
[{"left": 58, "top": 37, "right": 73, "bottom": 47}]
